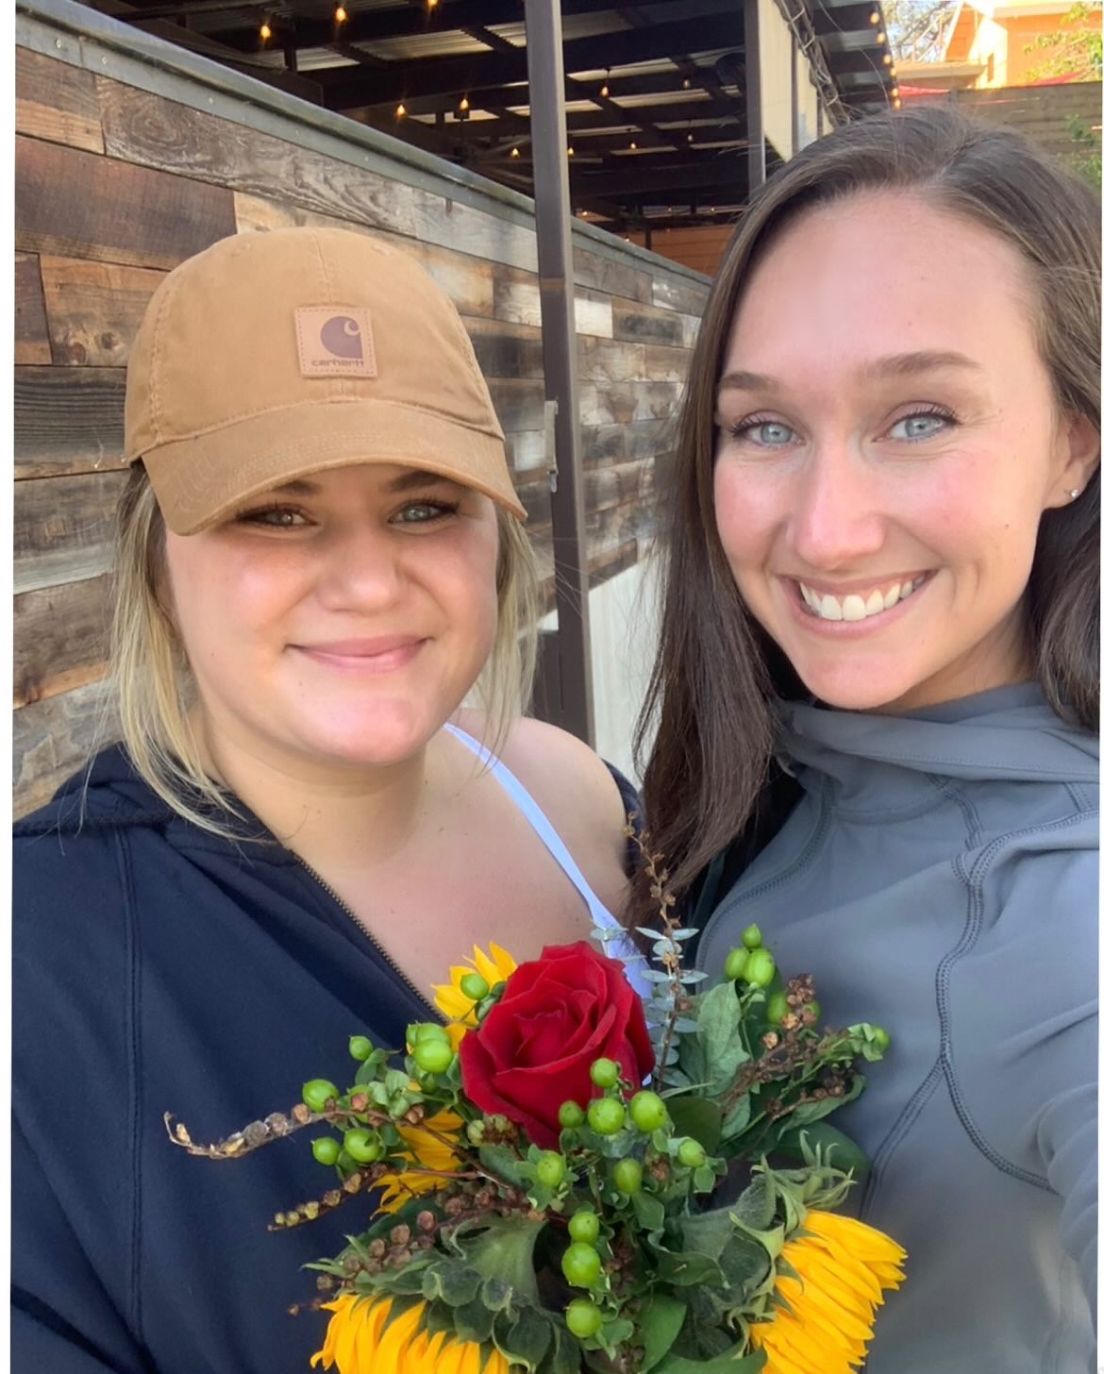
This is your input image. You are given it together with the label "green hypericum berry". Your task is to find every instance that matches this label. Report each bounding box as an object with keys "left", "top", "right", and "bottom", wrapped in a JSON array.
[
  {"left": 412, "top": 1038, "right": 454, "bottom": 1075},
  {"left": 767, "top": 990, "right": 790, "bottom": 1025},
  {"left": 741, "top": 923, "right": 764, "bottom": 950},
  {"left": 535, "top": 1151, "right": 567, "bottom": 1188},
  {"left": 744, "top": 949, "right": 776, "bottom": 988},
  {"left": 301, "top": 1079, "right": 340, "bottom": 1113},
  {"left": 568, "top": 1210, "right": 601, "bottom": 1244},
  {"left": 342, "top": 1128, "right": 383, "bottom": 1164},
  {"left": 561, "top": 1241, "right": 602, "bottom": 1288},
  {"left": 628, "top": 1090, "right": 667, "bottom": 1132},
  {"left": 558, "top": 1100, "right": 586, "bottom": 1129},
  {"left": 565, "top": 1299, "right": 603, "bottom": 1338},
  {"left": 410, "top": 1022, "right": 449, "bottom": 1044},
  {"left": 589, "top": 1057, "right": 620, "bottom": 1088},
  {"left": 459, "top": 972, "right": 490, "bottom": 1001},
  {"left": 587, "top": 1098, "right": 626, "bottom": 1135},
  {"left": 311, "top": 1137, "right": 342, "bottom": 1167},
  {"left": 871, "top": 1026, "right": 891, "bottom": 1051},
  {"left": 612, "top": 1157, "right": 643, "bottom": 1195},
  {"left": 676, "top": 1138, "right": 707, "bottom": 1168},
  {"left": 348, "top": 1035, "right": 373, "bottom": 1061},
  {"left": 723, "top": 947, "right": 749, "bottom": 981}
]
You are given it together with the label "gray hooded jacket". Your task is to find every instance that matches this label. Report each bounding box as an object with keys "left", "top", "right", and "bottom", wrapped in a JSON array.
[{"left": 697, "top": 683, "right": 1097, "bottom": 1373}]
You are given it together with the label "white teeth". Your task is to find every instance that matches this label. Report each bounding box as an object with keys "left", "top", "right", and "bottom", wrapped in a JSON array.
[{"left": 798, "top": 575, "right": 926, "bottom": 623}]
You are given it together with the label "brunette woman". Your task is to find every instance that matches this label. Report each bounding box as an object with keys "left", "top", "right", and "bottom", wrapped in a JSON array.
[{"left": 637, "top": 108, "right": 1098, "bottom": 1371}]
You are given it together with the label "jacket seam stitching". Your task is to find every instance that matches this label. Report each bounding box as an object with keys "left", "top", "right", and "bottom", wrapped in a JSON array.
[
  {"left": 940, "top": 811, "right": 1091, "bottom": 1192},
  {"left": 114, "top": 829, "right": 145, "bottom": 1345}
]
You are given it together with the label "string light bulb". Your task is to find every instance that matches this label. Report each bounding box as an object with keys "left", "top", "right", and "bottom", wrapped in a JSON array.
[
  {"left": 567, "top": 145, "right": 575, "bottom": 155},
  {"left": 396, "top": 102, "right": 406, "bottom": 117},
  {"left": 428, "top": 0, "right": 439, "bottom": 9},
  {"left": 334, "top": 3, "right": 347, "bottom": 21},
  {"left": 876, "top": 30, "right": 886, "bottom": 42},
  {"left": 510, "top": 146, "right": 520, "bottom": 157},
  {"left": 629, "top": 140, "right": 637, "bottom": 150},
  {"left": 882, "top": 51, "right": 892, "bottom": 64},
  {"left": 687, "top": 132, "right": 694, "bottom": 143},
  {"left": 459, "top": 96, "right": 469, "bottom": 111},
  {"left": 259, "top": 18, "right": 272, "bottom": 39},
  {"left": 869, "top": 9, "right": 879, "bottom": 21},
  {"left": 600, "top": 82, "right": 610, "bottom": 97},
  {"left": 682, "top": 77, "right": 691, "bottom": 88}
]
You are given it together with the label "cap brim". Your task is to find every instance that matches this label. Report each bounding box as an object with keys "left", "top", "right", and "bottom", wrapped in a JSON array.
[{"left": 141, "top": 397, "right": 527, "bottom": 533}]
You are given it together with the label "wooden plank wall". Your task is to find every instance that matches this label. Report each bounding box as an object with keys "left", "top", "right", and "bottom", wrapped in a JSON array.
[{"left": 13, "top": 41, "right": 710, "bottom": 818}]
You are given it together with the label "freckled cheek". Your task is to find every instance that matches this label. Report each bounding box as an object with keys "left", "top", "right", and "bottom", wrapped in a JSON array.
[{"left": 713, "top": 468, "right": 784, "bottom": 571}]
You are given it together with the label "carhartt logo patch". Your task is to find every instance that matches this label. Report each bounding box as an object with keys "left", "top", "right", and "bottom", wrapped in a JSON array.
[{"left": 295, "top": 307, "right": 376, "bottom": 377}]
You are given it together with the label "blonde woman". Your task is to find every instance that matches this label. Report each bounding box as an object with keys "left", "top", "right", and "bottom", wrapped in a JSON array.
[{"left": 13, "top": 228, "right": 639, "bottom": 1373}]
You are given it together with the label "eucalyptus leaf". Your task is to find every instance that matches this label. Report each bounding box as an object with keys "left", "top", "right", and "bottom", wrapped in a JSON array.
[{"left": 696, "top": 983, "right": 750, "bottom": 1088}]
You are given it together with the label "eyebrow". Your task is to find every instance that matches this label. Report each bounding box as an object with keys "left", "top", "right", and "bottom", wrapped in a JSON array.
[
  {"left": 716, "top": 350, "right": 984, "bottom": 395},
  {"left": 266, "top": 469, "right": 459, "bottom": 497}
]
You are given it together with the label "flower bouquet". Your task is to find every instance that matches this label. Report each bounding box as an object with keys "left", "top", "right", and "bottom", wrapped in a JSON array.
[{"left": 168, "top": 848, "right": 904, "bottom": 1374}]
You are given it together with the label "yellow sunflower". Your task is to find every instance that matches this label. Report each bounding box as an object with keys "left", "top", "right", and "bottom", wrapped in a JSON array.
[
  {"left": 375, "top": 1108, "right": 465, "bottom": 1213},
  {"left": 748, "top": 1209, "right": 906, "bottom": 1374},
  {"left": 311, "top": 1293, "right": 512, "bottom": 1374},
  {"left": 433, "top": 943, "right": 517, "bottom": 1048}
]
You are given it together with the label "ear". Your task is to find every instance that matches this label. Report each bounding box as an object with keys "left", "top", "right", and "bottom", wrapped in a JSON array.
[{"left": 1043, "top": 412, "right": 1100, "bottom": 510}]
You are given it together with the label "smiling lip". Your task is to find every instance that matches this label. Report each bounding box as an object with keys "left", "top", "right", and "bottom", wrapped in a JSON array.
[
  {"left": 293, "top": 637, "right": 426, "bottom": 672},
  {"left": 783, "top": 571, "right": 934, "bottom": 632}
]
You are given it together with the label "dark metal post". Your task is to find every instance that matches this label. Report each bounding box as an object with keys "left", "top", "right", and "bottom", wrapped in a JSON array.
[
  {"left": 744, "top": 0, "right": 766, "bottom": 191},
  {"left": 523, "top": 0, "right": 595, "bottom": 744}
]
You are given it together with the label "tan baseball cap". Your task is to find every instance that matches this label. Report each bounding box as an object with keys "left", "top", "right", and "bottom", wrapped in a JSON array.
[{"left": 124, "top": 226, "right": 526, "bottom": 533}]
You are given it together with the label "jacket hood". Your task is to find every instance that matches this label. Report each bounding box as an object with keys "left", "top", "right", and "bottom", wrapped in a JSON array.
[
  {"left": 16, "top": 744, "right": 179, "bottom": 835},
  {"left": 780, "top": 684, "right": 1098, "bottom": 796}
]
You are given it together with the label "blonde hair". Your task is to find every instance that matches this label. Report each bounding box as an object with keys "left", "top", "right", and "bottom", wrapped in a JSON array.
[{"left": 110, "top": 464, "right": 539, "bottom": 836}]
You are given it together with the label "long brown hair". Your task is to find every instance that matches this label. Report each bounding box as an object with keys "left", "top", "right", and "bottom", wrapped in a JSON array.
[{"left": 633, "top": 106, "right": 1101, "bottom": 923}]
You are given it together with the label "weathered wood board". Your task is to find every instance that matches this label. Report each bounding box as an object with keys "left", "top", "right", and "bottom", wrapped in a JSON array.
[{"left": 16, "top": 46, "right": 104, "bottom": 155}]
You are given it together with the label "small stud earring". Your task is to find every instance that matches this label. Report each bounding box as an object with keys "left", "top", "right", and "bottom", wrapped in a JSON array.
[{"left": 1067, "top": 487, "right": 1082, "bottom": 499}]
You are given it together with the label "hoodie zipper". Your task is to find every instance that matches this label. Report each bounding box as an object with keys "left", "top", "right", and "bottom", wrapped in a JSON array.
[{"left": 294, "top": 855, "right": 439, "bottom": 1020}]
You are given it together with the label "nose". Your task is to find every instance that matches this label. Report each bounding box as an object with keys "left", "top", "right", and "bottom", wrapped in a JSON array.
[
  {"left": 786, "top": 440, "right": 886, "bottom": 572},
  {"left": 314, "top": 524, "right": 404, "bottom": 610}
]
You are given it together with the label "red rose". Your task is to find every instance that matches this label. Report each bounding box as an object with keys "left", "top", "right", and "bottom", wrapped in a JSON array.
[{"left": 458, "top": 941, "right": 654, "bottom": 1148}]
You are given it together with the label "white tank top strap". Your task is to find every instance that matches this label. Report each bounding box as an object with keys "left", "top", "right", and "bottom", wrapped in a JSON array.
[{"left": 444, "top": 721, "right": 648, "bottom": 997}]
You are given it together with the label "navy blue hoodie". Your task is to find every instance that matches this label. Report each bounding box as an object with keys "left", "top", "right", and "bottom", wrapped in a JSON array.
[{"left": 14, "top": 744, "right": 636, "bottom": 1373}]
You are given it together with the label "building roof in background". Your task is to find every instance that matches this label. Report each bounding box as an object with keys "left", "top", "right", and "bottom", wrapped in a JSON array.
[{"left": 78, "top": 0, "right": 896, "bottom": 233}]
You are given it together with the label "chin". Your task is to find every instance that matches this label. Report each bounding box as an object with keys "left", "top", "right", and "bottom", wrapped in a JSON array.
[
  {"left": 296, "top": 706, "right": 443, "bottom": 768},
  {"left": 791, "top": 661, "right": 925, "bottom": 714}
]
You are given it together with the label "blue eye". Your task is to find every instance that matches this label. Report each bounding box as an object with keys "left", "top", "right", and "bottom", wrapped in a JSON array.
[
  {"left": 392, "top": 500, "right": 459, "bottom": 525},
  {"left": 730, "top": 419, "right": 797, "bottom": 448},
  {"left": 238, "top": 505, "right": 308, "bottom": 527},
  {"left": 888, "top": 411, "right": 952, "bottom": 441}
]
